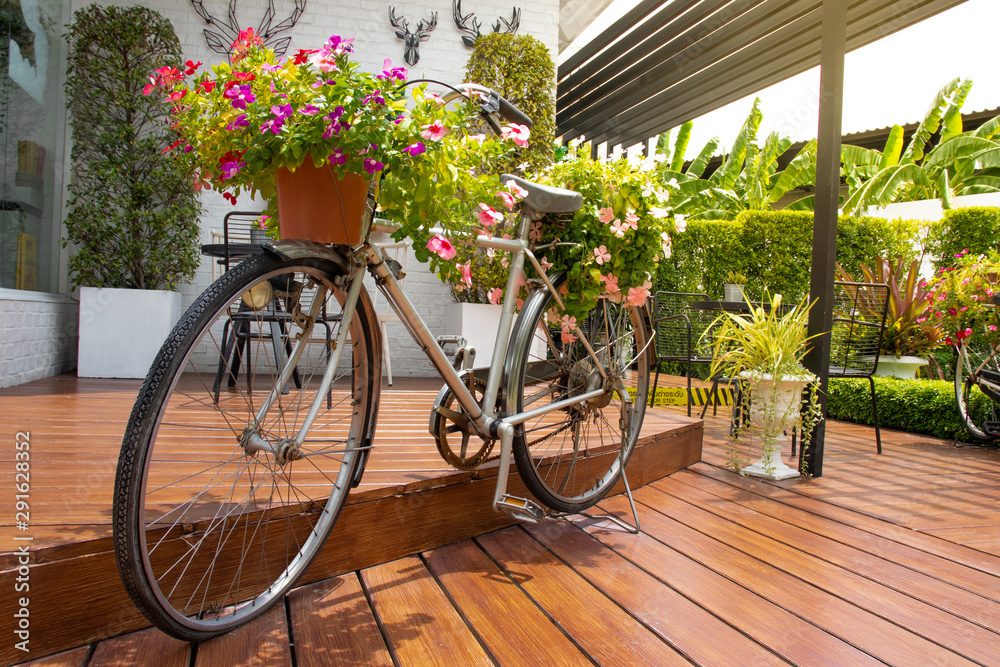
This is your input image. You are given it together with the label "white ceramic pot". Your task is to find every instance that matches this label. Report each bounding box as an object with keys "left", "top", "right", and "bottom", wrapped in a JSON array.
[
  {"left": 77, "top": 287, "right": 182, "bottom": 378},
  {"left": 738, "top": 371, "right": 812, "bottom": 480},
  {"left": 873, "top": 355, "right": 929, "bottom": 380},
  {"left": 724, "top": 284, "right": 746, "bottom": 302},
  {"left": 447, "top": 302, "right": 545, "bottom": 369}
]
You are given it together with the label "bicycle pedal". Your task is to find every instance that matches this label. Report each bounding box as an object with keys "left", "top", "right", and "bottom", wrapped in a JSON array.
[
  {"left": 495, "top": 495, "right": 546, "bottom": 523},
  {"left": 983, "top": 421, "right": 1000, "bottom": 437}
]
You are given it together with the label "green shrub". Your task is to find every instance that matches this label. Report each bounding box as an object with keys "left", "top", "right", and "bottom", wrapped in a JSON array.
[
  {"left": 827, "top": 377, "right": 991, "bottom": 443},
  {"left": 926, "top": 206, "right": 1000, "bottom": 271},
  {"left": 464, "top": 33, "right": 555, "bottom": 174},
  {"left": 654, "top": 211, "right": 923, "bottom": 300},
  {"left": 64, "top": 5, "right": 202, "bottom": 290}
]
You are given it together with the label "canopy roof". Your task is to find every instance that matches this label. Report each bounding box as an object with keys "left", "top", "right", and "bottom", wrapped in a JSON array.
[{"left": 557, "top": 0, "right": 967, "bottom": 148}]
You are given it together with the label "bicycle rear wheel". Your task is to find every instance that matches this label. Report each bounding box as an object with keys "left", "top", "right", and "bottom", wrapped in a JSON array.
[
  {"left": 113, "top": 252, "right": 380, "bottom": 641},
  {"left": 955, "top": 339, "right": 1000, "bottom": 440},
  {"left": 505, "top": 276, "right": 650, "bottom": 513}
]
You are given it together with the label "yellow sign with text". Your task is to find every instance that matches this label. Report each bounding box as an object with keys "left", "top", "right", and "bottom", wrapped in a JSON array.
[{"left": 653, "top": 386, "right": 734, "bottom": 407}]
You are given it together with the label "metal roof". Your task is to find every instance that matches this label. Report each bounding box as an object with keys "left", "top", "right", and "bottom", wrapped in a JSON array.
[{"left": 557, "top": 0, "right": 968, "bottom": 148}]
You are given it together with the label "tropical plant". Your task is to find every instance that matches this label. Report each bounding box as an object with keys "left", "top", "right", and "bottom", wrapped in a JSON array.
[
  {"left": 842, "top": 78, "right": 1000, "bottom": 214},
  {"left": 836, "top": 256, "right": 944, "bottom": 358},
  {"left": 63, "top": 4, "right": 202, "bottom": 290},
  {"left": 464, "top": 32, "right": 555, "bottom": 174}
]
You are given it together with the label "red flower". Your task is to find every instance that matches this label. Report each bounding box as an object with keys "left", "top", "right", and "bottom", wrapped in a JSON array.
[
  {"left": 197, "top": 80, "right": 216, "bottom": 93},
  {"left": 291, "top": 48, "right": 318, "bottom": 65},
  {"left": 184, "top": 60, "right": 203, "bottom": 75},
  {"left": 233, "top": 72, "right": 256, "bottom": 82}
]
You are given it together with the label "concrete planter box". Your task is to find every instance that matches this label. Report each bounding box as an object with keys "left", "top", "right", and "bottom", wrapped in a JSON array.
[
  {"left": 448, "top": 302, "right": 546, "bottom": 368},
  {"left": 77, "top": 287, "right": 183, "bottom": 378}
]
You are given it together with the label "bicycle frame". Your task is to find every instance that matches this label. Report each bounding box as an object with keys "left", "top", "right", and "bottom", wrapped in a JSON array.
[{"left": 255, "top": 205, "right": 632, "bottom": 519}]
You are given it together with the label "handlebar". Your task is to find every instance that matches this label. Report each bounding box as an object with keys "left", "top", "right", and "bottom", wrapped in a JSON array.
[{"left": 406, "top": 79, "right": 533, "bottom": 129}]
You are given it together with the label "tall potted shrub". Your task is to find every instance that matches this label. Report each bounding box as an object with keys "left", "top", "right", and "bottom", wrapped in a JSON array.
[{"left": 65, "top": 5, "right": 202, "bottom": 377}]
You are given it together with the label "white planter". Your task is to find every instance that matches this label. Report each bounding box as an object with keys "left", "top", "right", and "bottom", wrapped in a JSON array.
[
  {"left": 724, "top": 284, "right": 746, "bottom": 302},
  {"left": 874, "top": 355, "right": 929, "bottom": 380},
  {"left": 78, "top": 287, "right": 183, "bottom": 378},
  {"left": 738, "top": 371, "right": 813, "bottom": 481},
  {"left": 448, "top": 302, "right": 545, "bottom": 368}
]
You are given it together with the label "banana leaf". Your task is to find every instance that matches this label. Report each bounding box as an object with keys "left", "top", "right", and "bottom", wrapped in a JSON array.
[
  {"left": 770, "top": 139, "right": 817, "bottom": 202},
  {"left": 712, "top": 98, "right": 762, "bottom": 190},
  {"left": 670, "top": 121, "right": 693, "bottom": 172},
  {"left": 878, "top": 125, "right": 904, "bottom": 170},
  {"left": 686, "top": 137, "right": 720, "bottom": 177},
  {"left": 902, "top": 77, "right": 970, "bottom": 164}
]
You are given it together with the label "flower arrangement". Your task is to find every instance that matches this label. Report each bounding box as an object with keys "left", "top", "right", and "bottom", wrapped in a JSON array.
[
  {"left": 923, "top": 249, "right": 1000, "bottom": 347},
  {"left": 497, "top": 145, "right": 679, "bottom": 330},
  {"left": 146, "top": 28, "right": 521, "bottom": 286}
]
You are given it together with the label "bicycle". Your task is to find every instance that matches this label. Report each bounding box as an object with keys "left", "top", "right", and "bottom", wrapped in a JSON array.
[
  {"left": 954, "top": 294, "right": 1000, "bottom": 440},
  {"left": 112, "top": 83, "right": 652, "bottom": 641}
]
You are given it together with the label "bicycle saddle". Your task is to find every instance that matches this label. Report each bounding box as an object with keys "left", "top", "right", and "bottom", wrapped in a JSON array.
[{"left": 502, "top": 174, "right": 583, "bottom": 214}]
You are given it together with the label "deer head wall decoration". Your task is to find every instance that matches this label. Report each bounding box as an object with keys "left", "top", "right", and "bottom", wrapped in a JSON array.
[
  {"left": 190, "top": 0, "right": 307, "bottom": 57},
  {"left": 453, "top": 0, "right": 520, "bottom": 48},
  {"left": 388, "top": 7, "right": 437, "bottom": 66}
]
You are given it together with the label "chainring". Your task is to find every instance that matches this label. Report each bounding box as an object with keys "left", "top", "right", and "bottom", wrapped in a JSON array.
[{"left": 432, "top": 377, "right": 495, "bottom": 469}]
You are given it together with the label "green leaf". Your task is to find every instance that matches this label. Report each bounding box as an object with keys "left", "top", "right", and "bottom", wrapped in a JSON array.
[{"left": 879, "top": 125, "right": 904, "bottom": 170}]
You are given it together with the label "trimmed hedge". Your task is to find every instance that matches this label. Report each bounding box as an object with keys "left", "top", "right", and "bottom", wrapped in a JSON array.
[
  {"left": 827, "top": 377, "right": 993, "bottom": 444},
  {"left": 656, "top": 211, "right": 922, "bottom": 300},
  {"left": 926, "top": 206, "right": 1000, "bottom": 272}
]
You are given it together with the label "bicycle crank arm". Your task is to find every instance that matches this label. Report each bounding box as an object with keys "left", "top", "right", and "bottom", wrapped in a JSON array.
[{"left": 490, "top": 421, "right": 546, "bottom": 523}]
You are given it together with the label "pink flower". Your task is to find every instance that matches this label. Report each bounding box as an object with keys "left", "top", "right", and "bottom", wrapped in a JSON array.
[
  {"left": 501, "top": 123, "right": 530, "bottom": 147},
  {"left": 560, "top": 315, "right": 578, "bottom": 344},
  {"left": 192, "top": 171, "right": 212, "bottom": 192},
  {"left": 594, "top": 245, "right": 611, "bottom": 265},
  {"left": 363, "top": 158, "right": 385, "bottom": 174},
  {"left": 427, "top": 234, "right": 456, "bottom": 260},
  {"left": 598, "top": 207, "right": 615, "bottom": 224},
  {"left": 990, "top": 325, "right": 998, "bottom": 332},
  {"left": 660, "top": 232, "right": 672, "bottom": 258},
  {"left": 624, "top": 212, "right": 639, "bottom": 230},
  {"left": 477, "top": 203, "right": 504, "bottom": 226},
  {"left": 627, "top": 284, "right": 651, "bottom": 307},
  {"left": 540, "top": 256, "right": 553, "bottom": 271},
  {"left": 488, "top": 288, "right": 503, "bottom": 305},
  {"left": 458, "top": 262, "right": 473, "bottom": 289},
  {"left": 600, "top": 274, "right": 620, "bottom": 295},
  {"left": 505, "top": 179, "right": 529, "bottom": 199},
  {"left": 610, "top": 220, "right": 626, "bottom": 238},
  {"left": 467, "top": 133, "right": 486, "bottom": 143},
  {"left": 497, "top": 190, "right": 517, "bottom": 210},
  {"left": 421, "top": 120, "right": 450, "bottom": 141},
  {"left": 328, "top": 148, "right": 347, "bottom": 166}
]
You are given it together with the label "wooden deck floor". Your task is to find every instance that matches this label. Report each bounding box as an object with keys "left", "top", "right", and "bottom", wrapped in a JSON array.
[{"left": 7, "top": 377, "right": 1000, "bottom": 666}]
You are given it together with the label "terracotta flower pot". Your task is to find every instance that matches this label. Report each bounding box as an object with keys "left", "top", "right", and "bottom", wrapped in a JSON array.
[{"left": 275, "top": 162, "right": 370, "bottom": 244}]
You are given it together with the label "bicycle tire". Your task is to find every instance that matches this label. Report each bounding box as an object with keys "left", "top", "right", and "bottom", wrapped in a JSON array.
[
  {"left": 113, "top": 252, "right": 380, "bottom": 641},
  {"left": 955, "top": 340, "right": 1000, "bottom": 441},
  {"left": 505, "top": 275, "right": 650, "bottom": 513}
]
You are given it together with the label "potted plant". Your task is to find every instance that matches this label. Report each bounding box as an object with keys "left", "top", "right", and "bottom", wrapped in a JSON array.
[
  {"left": 707, "top": 291, "right": 823, "bottom": 479},
  {"left": 64, "top": 5, "right": 203, "bottom": 378},
  {"left": 924, "top": 248, "right": 1000, "bottom": 351},
  {"left": 836, "top": 255, "right": 944, "bottom": 379},
  {"left": 724, "top": 271, "right": 747, "bottom": 303}
]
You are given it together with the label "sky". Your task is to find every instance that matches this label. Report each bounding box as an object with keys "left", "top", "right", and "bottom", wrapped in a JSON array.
[{"left": 561, "top": 0, "right": 1000, "bottom": 158}]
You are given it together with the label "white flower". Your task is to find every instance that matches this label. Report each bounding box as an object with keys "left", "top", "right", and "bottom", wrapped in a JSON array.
[
  {"left": 674, "top": 214, "right": 687, "bottom": 232},
  {"left": 660, "top": 231, "right": 672, "bottom": 258},
  {"left": 649, "top": 206, "right": 669, "bottom": 219},
  {"left": 667, "top": 178, "right": 680, "bottom": 189}
]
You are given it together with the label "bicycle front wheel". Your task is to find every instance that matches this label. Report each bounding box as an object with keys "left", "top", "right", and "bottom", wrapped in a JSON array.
[
  {"left": 505, "top": 276, "right": 650, "bottom": 513},
  {"left": 955, "top": 339, "right": 1000, "bottom": 440},
  {"left": 113, "top": 252, "right": 380, "bottom": 641}
]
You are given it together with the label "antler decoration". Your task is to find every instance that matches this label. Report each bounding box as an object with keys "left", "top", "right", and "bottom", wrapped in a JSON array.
[
  {"left": 452, "top": 1, "right": 520, "bottom": 48},
  {"left": 453, "top": 0, "right": 482, "bottom": 48},
  {"left": 389, "top": 7, "right": 437, "bottom": 66},
  {"left": 190, "top": 0, "right": 307, "bottom": 57}
]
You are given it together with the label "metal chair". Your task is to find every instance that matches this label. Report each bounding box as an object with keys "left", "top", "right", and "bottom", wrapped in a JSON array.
[
  {"left": 827, "top": 280, "right": 890, "bottom": 453},
  {"left": 648, "top": 291, "right": 727, "bottom": 417}
]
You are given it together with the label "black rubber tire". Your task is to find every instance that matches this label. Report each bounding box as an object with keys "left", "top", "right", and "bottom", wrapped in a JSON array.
[
  {"left": 955, "top": 340, "right": 1000, "bottom": 441},
  {"left": 113, "top": 252, "right": 379, "bottom": 641},
  {"left": 505, "top": 276, "right": 650, "bottom": 513}
]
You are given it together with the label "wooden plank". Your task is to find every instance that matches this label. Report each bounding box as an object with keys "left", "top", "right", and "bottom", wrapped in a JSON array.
[
  {"left": 287, "top": 574, "right": 392, "bottom": 667},
  {"left": 194, "top": 604, "right": 291, "bottom": 667},
  {"left": 477, "top": 528, "right": 705, "bottom": 666},
  {"left": 422, "top": 538, "right": 591, "bottom": 666},
  {"left": 640, "top": 478, "right": 1000, "bottom": 663},
  {"left": 595, "top": 493, "right": 975, "bottom": 665},
  {"left": 523, "top": 519, "right": 790, "bottom": 666},
  {"left": 88, "top": 627, "right": 189, "bottom": 666},
  {"left": 361, "top": 556, "right": 492, "bottom": 665},
  {"left": 13, "top": 647, "right": 89, "bottom": 667}
]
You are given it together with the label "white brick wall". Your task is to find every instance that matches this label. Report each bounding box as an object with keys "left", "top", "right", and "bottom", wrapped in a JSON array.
[
  {"left": 74, "top": 0, "right": 558, "bottom": 379},
  {"left": 0, "top": 293, "right": 77, "bottom": 389}
]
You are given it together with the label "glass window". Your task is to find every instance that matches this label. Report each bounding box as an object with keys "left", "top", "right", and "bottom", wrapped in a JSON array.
[{"left": 0, "top": 0, "right": 68, "bottom": 293}]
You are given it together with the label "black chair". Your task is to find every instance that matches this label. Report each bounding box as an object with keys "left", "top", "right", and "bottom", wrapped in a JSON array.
[
  {"left": 648, "top": 291, "right": 728, "bottom": 417},
  {"left": 206, "top": 212, "right": 337, "bottom": 406},
  {"left": 827, "top": 280, "right": 891, "bottom": 453}
]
